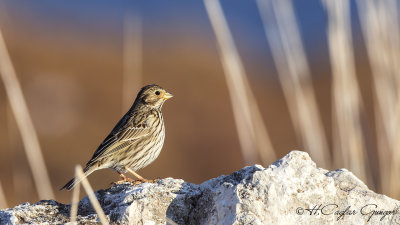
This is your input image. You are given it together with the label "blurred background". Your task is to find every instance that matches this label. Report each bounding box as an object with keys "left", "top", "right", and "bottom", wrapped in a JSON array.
[{"left": 0, "top": 0, "right": 399, "bottom": 207}]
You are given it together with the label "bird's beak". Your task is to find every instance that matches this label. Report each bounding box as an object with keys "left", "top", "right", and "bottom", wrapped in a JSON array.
[{"left": 163, "top": 92, "right": 173, "bottom": 100}]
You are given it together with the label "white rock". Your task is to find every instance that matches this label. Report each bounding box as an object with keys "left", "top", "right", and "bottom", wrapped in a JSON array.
[{"left": 0, "top": 151, "right": 399, "bottom": 224}]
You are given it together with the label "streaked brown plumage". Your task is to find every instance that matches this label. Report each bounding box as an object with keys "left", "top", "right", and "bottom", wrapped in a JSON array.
[{"left": 61, "top": 84, "right": 173, "bottom": 190}]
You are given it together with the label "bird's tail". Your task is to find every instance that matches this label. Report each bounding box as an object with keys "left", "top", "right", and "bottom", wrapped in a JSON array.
[{"left": 60, "top": 167, "right": 94, "bottom": 191}]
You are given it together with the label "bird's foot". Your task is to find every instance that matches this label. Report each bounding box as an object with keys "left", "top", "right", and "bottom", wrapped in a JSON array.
[
  {"left": 112, "top": 178, "right": 153, "bottom": 186},
  {"left": 134, "top": 178, "right": 153, "bottom": 184},
  {"left": 113, "top": 173, "right": 158, "bottom": 186},
  {"left": 113, "top": 173, "right": 137, "bottom": 185},
  {"left": 112, "top": 177, "right": 135, "bottom": 185},
  {"left": 130, "top": 178, "right": 160, "bottom": 185}
]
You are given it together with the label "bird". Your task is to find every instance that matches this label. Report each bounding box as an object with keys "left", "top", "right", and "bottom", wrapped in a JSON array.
[{"left": 60, "top": 84, "right": 173, "bottom": 190}]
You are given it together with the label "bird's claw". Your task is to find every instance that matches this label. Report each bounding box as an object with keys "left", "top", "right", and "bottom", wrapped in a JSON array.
[{"left": 112, "top": 178, "right": 157, "bottom": 186}]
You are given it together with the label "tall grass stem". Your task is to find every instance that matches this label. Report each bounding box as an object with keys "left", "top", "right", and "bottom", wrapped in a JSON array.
[
  {"left": 70, "top": 173, "right": 81, "bottom": 224},
  {"left": 257, "top": 0, "right": 330, "bottom": 167},
  {"left": 74, "top": 165, "right": 108, "bottom": 225},
  {"left": 122, "top": 10, "right": 142, "bottom": 112},
  {"left": 322, "top": 0, "right": 368, "bottom": 182},
  {"left": 0, "top": 181, "right": 7, "bottom": 209},
  {"left": 0, "top": 17, "right": 54, "bottom": 200},
  {"left": 356, "top": 0, "right": 400, "bottom": 197},
  {"left": 204, "top": 0, "right": 276, "bottom": 165}
]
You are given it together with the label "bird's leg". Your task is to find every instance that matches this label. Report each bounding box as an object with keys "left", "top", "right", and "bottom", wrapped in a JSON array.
[
  {"left": 113, "top": 172, "right": 136, "bottom": 185},
  {"left": 120, "top": 173, "right": 135, "bottom": 182},
  {"left": 125, "top": 167, "right": 155, "bottom": 183}
]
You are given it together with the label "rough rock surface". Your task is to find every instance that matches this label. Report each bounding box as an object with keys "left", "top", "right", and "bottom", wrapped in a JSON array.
[{"left": 1, "top": 151, "right": 399, "bottom": 224}]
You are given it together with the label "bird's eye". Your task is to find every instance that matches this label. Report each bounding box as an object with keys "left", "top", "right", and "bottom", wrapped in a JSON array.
[{"left": 155, "top": 91, "right": 160, "bottom": 95}]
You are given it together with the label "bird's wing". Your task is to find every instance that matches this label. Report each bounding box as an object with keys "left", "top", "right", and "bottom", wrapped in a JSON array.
[{"left": 85, "top": 113, "right": 151, "bottom": 168}]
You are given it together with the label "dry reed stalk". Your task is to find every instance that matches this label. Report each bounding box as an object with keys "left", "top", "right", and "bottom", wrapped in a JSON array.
[
  {"left": 356, "top": 0, "right": 400, "bottom": 196},
  {"left": 122, "top": 10, "right": 142, "bottom": 112},
  {"left": 382, "top": 0, "right": 400, "bottom": 198},
  {"left": 74, "top": 165, "right": 108, "bottom": 225},
  {"left": 204, "top": 0, "right": 276, "bottom": 165},
  {"left": 322, "top": 0, "right": 368, "bottom": 182},
  {"left": 391, "top": 93, "right": 400, "bottom": 197},
  {"left": 0, "top": 18, "right": 54, "bottom": 199},
  {"left": 0, "top": 181, "right": 7, "bottom": 209},
  {"left": 70, "top": 172, "right": 81, "bottom": 224},
  {"left": 256, "top": 0, "right": 330, "bottom": 167}
]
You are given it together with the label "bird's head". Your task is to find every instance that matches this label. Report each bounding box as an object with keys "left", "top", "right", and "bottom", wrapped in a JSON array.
[{"left": 136, "top": 84, "right": 173, "bottom": 109}]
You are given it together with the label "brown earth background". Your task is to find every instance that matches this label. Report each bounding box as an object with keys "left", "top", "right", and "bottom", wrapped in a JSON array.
[{"left": 0, "top": 0, "right": 384, "bottom": 207}]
